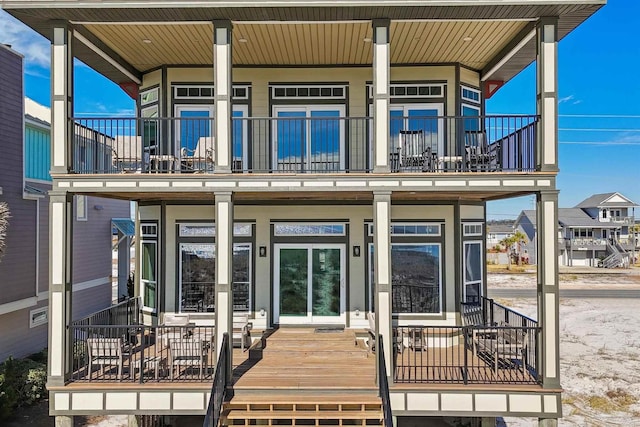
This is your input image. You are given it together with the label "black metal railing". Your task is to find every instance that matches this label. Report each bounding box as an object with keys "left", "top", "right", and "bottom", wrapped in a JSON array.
[
  {"left": 388, "top": 115, "right": 537, "bottom": 173},
  {"left": 71, "top": 297, "right": 141, "bottom": 328},
  {"left": 71, "top": 114, "right": 537, "bottom": 175},
  {"left": 203, "top": 333, "right": 229, "bottom": 427},
  {"left": 377, "top": 335, "right": 393, "bottom": 427},
  {"left": 70, "top": 324, "right": 215, "bottom": 383},
  {"left": 393, "top": 325, "right": 540, "bottom": 385},
  {"left": 232, "top": 116, "right": 371, "bottom": 173}
]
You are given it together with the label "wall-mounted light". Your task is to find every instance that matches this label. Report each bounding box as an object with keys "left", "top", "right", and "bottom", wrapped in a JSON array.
[
  {"left": 259, "top": 246, "right": 267, "bottom": 257},
  {"left": 93, "top": 205, "right": 104, "bottom": 211},
  {"left": 353, "top": 245, "right": 361, "bottom": 257},
  {"left": 355, "top": 308, "right": 360, "bottom": 317},
  {"left": 259, "top": 308, "right": 266, "bottom": 317}
]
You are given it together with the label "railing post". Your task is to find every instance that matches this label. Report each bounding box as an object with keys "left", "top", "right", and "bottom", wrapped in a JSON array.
[{"left": 462, "top": 326, "right": 469, "bottom": 385}]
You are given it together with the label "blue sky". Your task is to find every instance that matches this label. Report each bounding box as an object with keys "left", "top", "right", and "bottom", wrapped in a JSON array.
[{"left": 1, "top": 2, "right": 637, "bottom": 219}]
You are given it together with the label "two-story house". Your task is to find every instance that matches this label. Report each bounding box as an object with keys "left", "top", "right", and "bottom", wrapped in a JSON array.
[
  {"left": 2, "top": 1, "right": 605, "bottom": 427},
  {"left": 0, "top": 44, "right": 130, "bottom": 362},
  {"left": 515, "top": 192, "right": 637, "bottom": 267}
]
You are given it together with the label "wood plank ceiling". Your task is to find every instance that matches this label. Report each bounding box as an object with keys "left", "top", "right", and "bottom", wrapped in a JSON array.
[{"left": 83, "top": 20, "right": 528, "bottom": 72}]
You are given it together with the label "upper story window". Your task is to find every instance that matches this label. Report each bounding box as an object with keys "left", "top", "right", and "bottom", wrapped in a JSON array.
[
  {"left": 173, "top": 85, "right": 250, "bottom": 100},
  {"left": 461, "top": 85, "right": 481, "bottom": 104},
  {"left": 141, "top": 87, "right": 159, "bottom": 106},
  {"left": 274, "top": 223, "right": 346, "bottom": 236},
  {"left": 463, "top": 223, "right": 483, "bottom": 237},
  {"left": 367, "top": 83, "right": 445, "bottom": 100},
  {"left": 367, "top": 222, "right": 441, "bottom": 237},
  {"left": 271, "top": 85, "right": 346, "bottom": 100}
]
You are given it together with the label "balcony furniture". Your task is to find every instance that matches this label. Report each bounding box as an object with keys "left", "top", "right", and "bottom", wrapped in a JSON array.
[
  {"left": 181, "top": 136, "right": 215, "bottom": 173},
  {"left": 149, "top": 154, "right": 179, "bottom": 173},
  {"left": 233, "top": 314, "right": 251, "bottom": 351},
  {"left": 87, "top": 337, "right": 129, "bottom": 380},
  {"left": 390, "top": 130, "right": 437, "bottom": 172},
  {"left": 168, "top": 338, "right": 209, "bottom": 379},
  {"left": 131, "top": 355, "right": 166, "bottom": 380},
  {"left": 464, "top": 130, "right": 500, "bottom": 172},
  {"left": 437, "top": 155, "right": 464, "bottom": 172},
  {"left": 366, "top": 312, "right": 376, "bottom": 354},
  {"left": 159, "top": 313, "right": 194, "bottom": 347},
  {"left": 474, "top": 322, "right": 529, "bottom": 373}
]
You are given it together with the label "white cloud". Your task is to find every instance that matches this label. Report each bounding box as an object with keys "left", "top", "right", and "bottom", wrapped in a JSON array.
[
  {"left": 558, "top": 95, "right": 575, "bottom": 104},
  {"left": 0, "top": 11, "right": 50, "bottom": 69}
]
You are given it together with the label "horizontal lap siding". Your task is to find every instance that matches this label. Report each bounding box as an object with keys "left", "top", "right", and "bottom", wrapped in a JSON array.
[
  {"left": 72, "top": 196, "right": 129, "bottom": 284},
  {"left": 72, "top": 284, "right": 112, "bottom": 321},
  {"left": 0, "top": 47, "right": 35, "bottom": 305},
  {"left": 0, "top": 301, "right": 48, "bottom": 362}
]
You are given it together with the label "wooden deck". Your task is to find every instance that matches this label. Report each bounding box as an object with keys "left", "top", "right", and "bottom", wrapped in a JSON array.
[{"left": 232, "top": 328, "right": 377, "bottom": 392}]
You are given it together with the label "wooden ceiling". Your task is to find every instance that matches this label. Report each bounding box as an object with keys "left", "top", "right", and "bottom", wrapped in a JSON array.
[{"left": 83, "top": 20, "right": 528, "bottom": 71}]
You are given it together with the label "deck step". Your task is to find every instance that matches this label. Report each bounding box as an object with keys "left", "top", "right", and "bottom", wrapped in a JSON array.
[{"left": 221, "top": 395, "right": 383, "bottom": 427}]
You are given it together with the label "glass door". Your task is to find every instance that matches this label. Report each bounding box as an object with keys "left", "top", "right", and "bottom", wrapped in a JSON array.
[
  {"left": 274, "top": 244, "right": 345, "bottom": 324},
  {"left": 272, "top": 106, "right": 345, "bottom": 172},
  {"left": 389, "top": 104, "right": 444, "bottom": 156}
]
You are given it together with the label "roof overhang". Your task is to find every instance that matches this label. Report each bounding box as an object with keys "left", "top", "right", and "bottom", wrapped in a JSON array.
[{"left": 3, "top": 2, "right": 604, "bottom": 86}]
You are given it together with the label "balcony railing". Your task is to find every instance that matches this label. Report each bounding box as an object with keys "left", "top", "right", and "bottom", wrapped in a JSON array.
[
  {"left": 393, "top": 297, "right": 540, "bottom": 385},
  {"left": 70, "top": 115, "right": 538, "bottom": 175}
]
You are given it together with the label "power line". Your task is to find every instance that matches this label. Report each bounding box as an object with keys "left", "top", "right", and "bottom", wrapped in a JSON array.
[{"left": 559, "top": 128, "right": 640, "bottom": 132}]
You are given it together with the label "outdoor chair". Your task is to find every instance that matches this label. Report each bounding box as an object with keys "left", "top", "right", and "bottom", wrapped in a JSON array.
[
  {"left": 181, "top": 137, "right": 214, "bottom": 173},
  {"left": 168, "top": 337, "right": 208, "bottom": 379},
  {"left": 87, "top": 337, "right": 129, "bottom": 380}
]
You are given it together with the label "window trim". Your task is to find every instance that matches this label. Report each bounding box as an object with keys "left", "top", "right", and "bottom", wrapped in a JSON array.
[
  {"left": 273, "top": 222, "right": 347, "bottom": 237},
  {"left": 463, "top": 240, "right": 484, "bottom": 303},
  {"left": 461, "top": 85, "right": 481, "bottom": 104},
  {"left": 463, "top": 222, "right": 483, "bottom": 237}
]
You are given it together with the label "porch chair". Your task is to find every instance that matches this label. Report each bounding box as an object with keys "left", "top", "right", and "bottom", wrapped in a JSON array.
[
  {"left": 87, "top": 337, "right": 129, "bottom": 380},
  {"left": 366, "top": 312, "right": 376, "bottom": 354},
  {"left": 181, "top": 137, "right": 215, "bottom": 173},
  {"left": 464, "top": 130, "right": 495, "bottom": 172},
  {"left": 168, "top": 337, "right": 208, "bottom": 379},
  {"left": 398, "top": 130, "right": 435, "bottom": 172},
  {"left": 233, "top": 314, "right": 251, "bottom": 351}
]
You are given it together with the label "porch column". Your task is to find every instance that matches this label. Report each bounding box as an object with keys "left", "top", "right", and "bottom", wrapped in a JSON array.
[
  {"left": 51, "top": 22, "right": 74, "bottom": 174},
  {"left": 213, "top": 20, "right": 233, "bottom": 174},
  {"left": 215, "top": 192, "right": 234, "bottom": 380},
  {"left": 536, "top": 190, "right": 561, "bottom": 391},
  {"left": 373, "top": 191, "right": 393, "bottom": 380},
  {"left": 372, "top": 19, "right": 390, "bottom": 173},
  {"left": 538, "top": 419, "right": 558, "bottom": 427},
  {"left": 536, "top": 17, "right": 558, "bottom": 172},
  {"left": 48, "top": 193, "right": 73, "bottom": 386}
]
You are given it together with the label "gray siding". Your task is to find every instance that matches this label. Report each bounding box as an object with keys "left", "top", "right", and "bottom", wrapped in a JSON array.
[
  {"left": 71, "top": 282, "right": 112, "bottom": 321},
  {"left": 0, "top": 46, "right": 33, "bottom": 305},
  {"left": 72, "top": 196, "right": 129, "bottom": 284},
  {"left": 0, "top": 300, "right": 49, "bottom": 361}
]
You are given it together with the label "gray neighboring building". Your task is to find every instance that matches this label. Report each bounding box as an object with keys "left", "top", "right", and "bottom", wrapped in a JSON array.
[
  {"left": 486, "top": 223, "right": 514, "bottom": 249},
  {"left": 515, "top": 192, "right": 638, "bottom": 267},
  {"left": 0, "top": 44, "right": 130, "bottom": 362}
]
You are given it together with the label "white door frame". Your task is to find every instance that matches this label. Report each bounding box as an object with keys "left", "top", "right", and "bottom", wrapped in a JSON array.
[
  {"left": 272, "top": 105, "right": 346, "bottom": 172},
  {"left": 273, "top": 243, "right": 346, "bottom": 325},
  {"left": 389, "top": 103, "right": 445, "bottom": 156},
  {"left": 174, "top": 104, "right": 215, "bottom": 157}
]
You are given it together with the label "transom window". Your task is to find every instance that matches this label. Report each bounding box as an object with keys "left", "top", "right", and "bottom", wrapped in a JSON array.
[
  {"left": 367, "top": 222, "right": 441, "bottom": 236},
  {"left": 461, "top": 85, "right": 481, "bottom": 104},
  {"left": 463, "top": 223, "right": 483, "bottom": 236},
  {"left": 367, "top": 83, "right": 445, "bottom": 99},
  {"left": 140, "top": 87, "right": 159, "bottom": 106},
  {"left": 274, "top": 223, "right": 346, "bottom": 236},
  {"left": 271, "top": 85, "right": 346, "bottom": 100},
  {"left": 173, "top": 85, "right": 249, "bottom": 100},
  {"left": 178, "top": 223, "right": 253, "bottom": 237}
]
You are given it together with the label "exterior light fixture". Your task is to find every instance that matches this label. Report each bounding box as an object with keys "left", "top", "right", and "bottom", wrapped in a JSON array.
[
  {"left": 353, "top": 245, "right": 361, "bottom": 257},
  {"left": 363, "top": 37, "right": 372, "bottom": 43},
  {"left": 238, "top": 38, "right": 248, "bottom": 43},
  {"left": 142, "top": 39, "right": 152, "bottom": 44},
  {"left": 259, "top": 246, "right": 267, "bottom": 257},
  {"left": 463, "top": 36, "right": 473, "bottom": 42}
]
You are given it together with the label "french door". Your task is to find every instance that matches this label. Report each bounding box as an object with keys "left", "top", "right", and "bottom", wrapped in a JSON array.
[
  {"left": 273, "top": 244, "right": 346, "bottom": 324},
  {"left": 389, "top": 103, "right": 444, "bottom": 155},
  {"left": 272, "top": 105, "right": 346, "bottom": 172}
]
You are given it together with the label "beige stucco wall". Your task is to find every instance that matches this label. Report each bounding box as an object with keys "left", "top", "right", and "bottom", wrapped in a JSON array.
[{"left": 142, "top": 203, "right": 474, "bottom": 329}]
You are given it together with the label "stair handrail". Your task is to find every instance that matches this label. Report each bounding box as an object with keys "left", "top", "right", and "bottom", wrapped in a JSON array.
[
  {"left": 203, "top": 333, "right": 229, "bottom": 427},
  {"left": 377, "top": 335, "right": 394, "bottom": 427}
]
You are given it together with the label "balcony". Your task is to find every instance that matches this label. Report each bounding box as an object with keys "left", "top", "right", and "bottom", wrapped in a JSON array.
[
  {"left": 66, "top": 297, "right": 539, "bottom": 387},
  {"left": 70, "top": 115, "right": 538, "bottom": 175}
]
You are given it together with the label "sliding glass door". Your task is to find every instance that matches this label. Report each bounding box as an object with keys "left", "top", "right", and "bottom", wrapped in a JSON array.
[{"left": 274, "top": 244, "right": 345, "bottom": 324}]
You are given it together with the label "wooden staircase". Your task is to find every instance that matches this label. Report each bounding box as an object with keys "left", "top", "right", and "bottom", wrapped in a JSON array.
[
  {"left": 223, "top": 328, "right": 383, "bottom": 426},
  {"left": 221, "top": 394, "right": 384, "bottom": 426}
]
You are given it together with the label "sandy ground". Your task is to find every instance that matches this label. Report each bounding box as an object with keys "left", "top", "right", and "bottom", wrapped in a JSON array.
[{"left": 489, "top": 272, "right": 640, "bottom": 427}]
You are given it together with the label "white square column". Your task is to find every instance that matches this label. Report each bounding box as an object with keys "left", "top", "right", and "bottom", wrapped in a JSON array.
[
  {"left": 372, "top": 19, "right": 390, "bottom": 173},
  {"left": 373, "top": 191, "right": 393, "bottom": 379},
  {"left": 215, "top": 192, "right": 234, "bottom": 380},
  {"left": 536, "top": 190, "right": 561, "bottom": 392},
  {"left": 51, "top": 22, "right": 74, "bottom": 174},
  {"left": 48, "top": 193, "right": 73, "bottom": 386},
  {"left": 213, "top": 20, "right": 233, "bottom": 174},
  {"left": 536, "top": 17, "right": 558, "bottom": 172}
]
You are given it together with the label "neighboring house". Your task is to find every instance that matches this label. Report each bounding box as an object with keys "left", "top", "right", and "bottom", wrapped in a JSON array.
[
  {"left": 3, "top": 2, "right": 605, "bottom": 427},
  {"left": 515, "top": 192, "right": 638, "bottom": 267},
  {"left": 486, "top": 224, "right": 514, "bottom": 249},
  {"left": 0, "top": 44, "right": 130, "bottom": 362}
]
